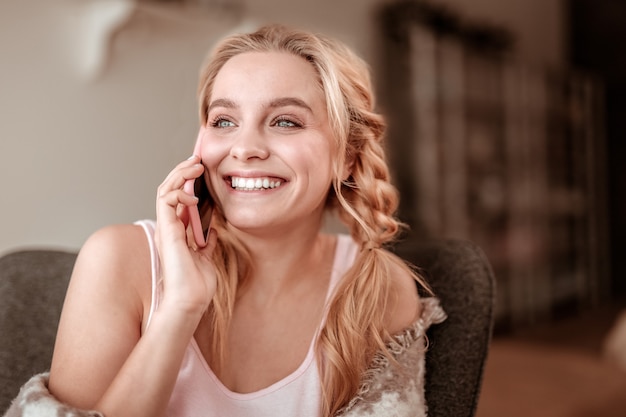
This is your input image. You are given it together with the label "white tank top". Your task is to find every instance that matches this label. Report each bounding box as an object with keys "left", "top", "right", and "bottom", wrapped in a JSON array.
[{"left": 135, "top": 220, "right": 358, "bottom": 417}]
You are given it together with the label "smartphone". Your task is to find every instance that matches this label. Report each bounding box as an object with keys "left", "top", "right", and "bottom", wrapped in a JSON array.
[{"left": 184, "top": 127, "right": 213, "bottom": 248}]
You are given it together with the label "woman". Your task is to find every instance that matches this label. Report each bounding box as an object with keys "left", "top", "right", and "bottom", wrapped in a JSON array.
[{"left": 5, "top": 24, "right": 445, "bottom": 417}]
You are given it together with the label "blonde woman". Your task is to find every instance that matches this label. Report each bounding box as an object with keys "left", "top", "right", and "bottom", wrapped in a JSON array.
[{"left": 5, "top": 24, "right": 445, "bottom": 417}]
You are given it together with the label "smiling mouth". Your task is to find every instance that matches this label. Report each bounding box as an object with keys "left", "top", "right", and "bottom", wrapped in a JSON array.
[{"left": 229, "top": 176, "right": 284, "bottom": 191}]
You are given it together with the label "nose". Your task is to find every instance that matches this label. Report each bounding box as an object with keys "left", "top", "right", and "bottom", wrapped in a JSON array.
[{"left": 229, "top": 126, "right": 270, "bottom": 161}]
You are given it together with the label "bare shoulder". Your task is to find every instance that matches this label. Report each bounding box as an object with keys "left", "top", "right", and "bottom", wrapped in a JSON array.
[
  {"left": 383, "top": 251, "right": 422, "bottom": 336},
  {"left": 73, "top": 223, "right": 152, "bottom": 309},
  {"left": 49, "top": 223, "right": 151, "bottom": 407},
  {"left": 79, "top": 223, "right": 148, "bottom": 259},
  {"left": 75, "top": 224, "right": 150, "bottom": 286}
]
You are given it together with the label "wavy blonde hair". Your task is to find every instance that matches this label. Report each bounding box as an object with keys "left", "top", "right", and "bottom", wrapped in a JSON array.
[{"left": 197, "top": 24, "right": 425, "bottom": 416}]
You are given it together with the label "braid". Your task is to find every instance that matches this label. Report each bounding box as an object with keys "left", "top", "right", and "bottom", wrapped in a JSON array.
[
  {"left": 336, "top": 108, "right": 404, "bottom": 248},
  {"left": 317, "top": 57, "right": 412, "bottom": 415}
]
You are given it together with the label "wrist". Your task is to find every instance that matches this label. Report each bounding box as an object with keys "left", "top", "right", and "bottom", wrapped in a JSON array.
[{"left": 147, "top": 304, "right": 203, "bottom": 338}]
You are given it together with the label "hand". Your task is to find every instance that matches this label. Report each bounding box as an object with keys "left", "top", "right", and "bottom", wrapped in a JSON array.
[{"left": 154, "top": 155, "right": 218, "bottom": 318}]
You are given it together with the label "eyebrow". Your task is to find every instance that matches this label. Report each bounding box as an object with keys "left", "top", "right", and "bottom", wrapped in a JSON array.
[
  {"left": 207, "top": 97, "right": 313, "bottom": 114},
  {"left": 266, "top": 97, "right": 313, "bottom": 113},
  {"left": 207, "top": 98, "right": 237, "bottom": 112}
]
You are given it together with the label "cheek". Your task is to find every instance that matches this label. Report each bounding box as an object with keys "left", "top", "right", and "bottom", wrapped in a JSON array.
[
  {"left": 199, "top": 142, "right": 229, "bottom": 194},
  {"left": 199, "top": 140, "right": 227, "bottom": 169},
  {"left": 287, "top": 143, "right": 332, "bottom": 172},
  {"left": 299, "top": 149, "right": 335, "bottom": 189}
]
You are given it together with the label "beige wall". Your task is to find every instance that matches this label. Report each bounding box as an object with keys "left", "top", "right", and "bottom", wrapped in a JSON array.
[{"left": 0, "top": 0, "right": 565, "bottom": 256}]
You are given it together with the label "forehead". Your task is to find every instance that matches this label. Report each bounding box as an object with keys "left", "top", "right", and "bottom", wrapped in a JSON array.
[{"left": 211, "top": 51, "right": 324, "bottom": 106}]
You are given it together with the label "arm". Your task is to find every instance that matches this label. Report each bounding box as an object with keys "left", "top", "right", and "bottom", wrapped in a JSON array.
[
  {"left": 383, "top": 256, "right": 423, "bottom": 336},
  {"left": 48, "top": 157, "right": 216, "bottom": 417},
  {"left": 47, "top": 225, "right": 198, "bottom": 416}
]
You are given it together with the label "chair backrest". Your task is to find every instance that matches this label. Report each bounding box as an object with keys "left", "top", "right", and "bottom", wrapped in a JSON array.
[
  {"left": 0, "top": 249, "right": 77, "bottom": 412},
  {"left": 0, "top": 241, "right": 495, "bottom": 416},
  {"left": 395, "top": 239, "right": 496, "bottom": 417}
]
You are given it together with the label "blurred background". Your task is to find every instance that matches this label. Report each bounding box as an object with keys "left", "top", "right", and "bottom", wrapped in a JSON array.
[{"left": 1, "top": 0, "right": 625, "bottom": 415}]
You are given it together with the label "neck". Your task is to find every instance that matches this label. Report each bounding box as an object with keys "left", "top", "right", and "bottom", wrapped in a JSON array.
[{"left": 231, "top": 221, "right": 334, "bottom": 303}]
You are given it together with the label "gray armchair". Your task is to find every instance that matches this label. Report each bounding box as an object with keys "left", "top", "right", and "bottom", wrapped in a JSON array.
[
  {"left": 0, "top": 250, "right": 76, "bottom": 412},
  {"left": 0, "top": 240, "right": 495, "bottom": 416},
  {"left": 394, "top": 239, "right": 496, "bottom": 417}
]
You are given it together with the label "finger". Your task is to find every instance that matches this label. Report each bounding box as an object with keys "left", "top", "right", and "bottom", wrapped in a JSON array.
[
  {"left": 155, "top": 157, "right": 204, "bottom": 248},
  {"left": 159, "top": 163, "right": 204, "bottom": 197},
  {"left": 158, "top": 189, "right": 199, "bottom": 210},
  {"left": 159, "top": 156, "right": 203, "bottom": 192},
  {"left": 156, "top": 191, "right": 198, "bottom": 238},
  {"left": 162, "top": 155, "right": 201, "bottom": 182}
]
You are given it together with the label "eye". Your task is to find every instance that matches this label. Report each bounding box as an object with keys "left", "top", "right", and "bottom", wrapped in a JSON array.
[
  {"left": 272, "top": 117, "right": 302, "bottom": 129},
  {"left": 210, "top": 116, "right": 236, "bottom": 128}
]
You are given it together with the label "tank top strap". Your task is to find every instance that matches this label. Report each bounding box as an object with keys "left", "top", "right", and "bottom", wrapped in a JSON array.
[
  {"left": 134, "top": 219, "right": 160, "bottom": 330},
  {"left": 321, "top": 233, "right": 360, "bottom": 314}
]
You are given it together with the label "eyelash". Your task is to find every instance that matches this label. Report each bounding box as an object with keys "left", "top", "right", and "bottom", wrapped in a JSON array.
[
  {"left": 208, "top": 115, "right": 303, "bottom": 129},
  {"left": 272, "top": 116, "right": 302, "bottom": 129},
  {"left": 209, "top": 116, "right": 235, "bottom": 128}
]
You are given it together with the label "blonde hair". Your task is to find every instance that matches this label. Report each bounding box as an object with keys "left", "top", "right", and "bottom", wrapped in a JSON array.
[{"left": 197, "top": 24, "right": 425, "bottom": 416}]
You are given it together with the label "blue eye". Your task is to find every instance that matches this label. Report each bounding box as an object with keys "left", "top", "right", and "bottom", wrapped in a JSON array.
[
  {"left": 277, "top": 119, "right": 295, "bottom": 127},
  {"left": 211, "top": 117, "right": 235, "bottom": 128},
  {"left": 274, "top": 117, "right": 301, "bottom": 128}
]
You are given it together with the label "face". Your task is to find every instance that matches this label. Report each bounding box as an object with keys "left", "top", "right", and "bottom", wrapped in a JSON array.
[{"left": 200, "top": 51, "right": 337, "bottom": 235}]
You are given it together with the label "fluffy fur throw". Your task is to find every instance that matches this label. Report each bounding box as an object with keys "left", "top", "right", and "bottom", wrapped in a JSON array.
[
  {"left": 337, "top": 298, "right": 446, "bottom": 416},
  {"left": 3, "top": 373, "right": 102, "bottom": 417},
  {"left": 3, "top": 298, "right": 445, "bottom": 417}
]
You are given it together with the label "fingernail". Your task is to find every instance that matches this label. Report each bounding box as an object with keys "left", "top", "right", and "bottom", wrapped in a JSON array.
[{"left": 187, "top": 155, "right": 198, "bottom": 161}]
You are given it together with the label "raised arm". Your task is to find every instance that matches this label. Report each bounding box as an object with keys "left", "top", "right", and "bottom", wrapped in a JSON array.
[{"left": 48, "top": 156, "right": 217, "bottom": 417}]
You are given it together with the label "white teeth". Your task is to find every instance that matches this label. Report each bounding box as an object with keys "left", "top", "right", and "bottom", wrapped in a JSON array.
[{"left": 230, "top": 176, "right": 283, "bottom": 190}]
